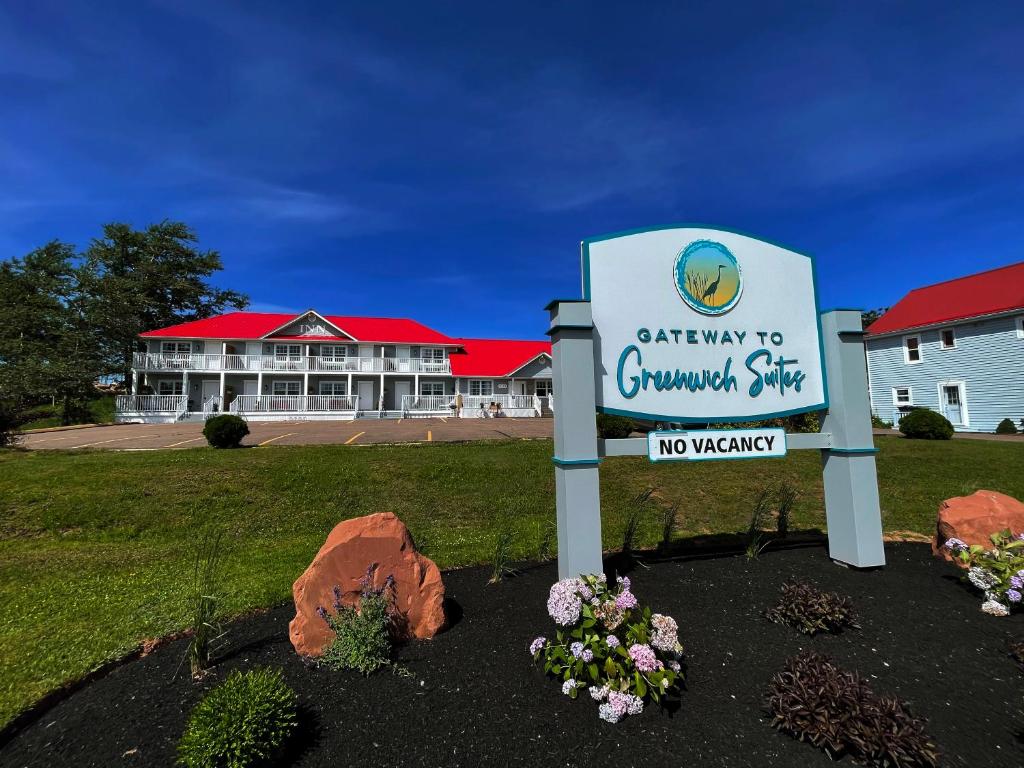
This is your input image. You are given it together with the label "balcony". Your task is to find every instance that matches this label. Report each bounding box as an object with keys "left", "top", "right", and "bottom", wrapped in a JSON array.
[{"left": 132, "top": 352, "right": 450, "bottom": 374}]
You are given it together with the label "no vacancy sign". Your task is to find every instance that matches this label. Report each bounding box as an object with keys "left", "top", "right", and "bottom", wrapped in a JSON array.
[
  {"left": 647, "top": 427, "right": 786, "bottom": 462},
  {"left": 583, "top": 226, "right": 827, "bottom": 423}
]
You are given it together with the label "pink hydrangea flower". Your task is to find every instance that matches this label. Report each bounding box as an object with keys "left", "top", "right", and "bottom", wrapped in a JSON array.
[{"left": 628, "top": 643, "right": 663, "bottom": 673}]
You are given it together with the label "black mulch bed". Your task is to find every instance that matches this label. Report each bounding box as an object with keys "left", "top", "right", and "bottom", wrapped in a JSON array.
[{"left": 3, "top": 543, "right": 1024, "bottom": 767}]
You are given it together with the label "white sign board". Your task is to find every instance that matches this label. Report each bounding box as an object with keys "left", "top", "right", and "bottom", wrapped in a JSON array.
[
  {"left": 647, "top": 428, "right": 787, "bottom": 462},
  {"left": 584, "top": 226, "right": 827, "bottom": 423}
]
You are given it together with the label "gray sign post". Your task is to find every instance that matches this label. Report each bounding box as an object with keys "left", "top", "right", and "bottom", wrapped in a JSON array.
[{"left": 547, "top": 302, "right": 886, "bottom": 579}]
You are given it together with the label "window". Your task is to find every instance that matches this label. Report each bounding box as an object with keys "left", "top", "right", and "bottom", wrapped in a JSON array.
[
  {"left": 535, "top": 380, "right": 552, "bottom": 397},
  {"left": 892, "top": 387, "right": 912, "bottom": 405},
  {"left": 940, "top": 328, "right": 956, "bottom": 349},
  {"left": 420, "top": 382, "right": 444, "bottom": 396},
  {"left": 420, "top": 347, "right": 445, "bottom": 371},
  {"left": 274, "top": 344, "right": 301, "bottom": 360},
  {"left": 158, "top": 380, "right": 184, "bottom": 395},
  {"left": 469, "top": 380, "right": 493, "bottom": 396},
  {"left": 272, "top": 381, "right": 301, "bottom": 396},
  {"left": 319, "top": 381, "right": 347, "bottom": 396},
  {"left": 161, "top": 341, "right": 191, "bottom": 354},
  {"left": 1017, "top": 316, "right": 1024, "bottom": 339},
  {"left": 903, "top": 335, "right": 921, "bottom": 364},
  {"left": 320, "top": 345, "right": 349, "bottom": 361}
]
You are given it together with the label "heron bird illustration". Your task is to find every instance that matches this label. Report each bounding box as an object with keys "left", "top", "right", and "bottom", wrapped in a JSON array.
[{"left": 702, "top": 265, "right": 726, "bottom": 304}]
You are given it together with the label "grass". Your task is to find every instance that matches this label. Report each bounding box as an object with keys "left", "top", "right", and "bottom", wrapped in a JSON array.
[
  {"left": 1, "top": 436, "right": 1023, "bottom": 728},
  {"left": 17, "top": 396, "right": 116, "bottom": 431}
]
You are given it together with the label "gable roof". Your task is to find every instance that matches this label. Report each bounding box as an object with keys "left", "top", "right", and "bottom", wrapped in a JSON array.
[
  {"left": 865, "top": 261, "right": 1024, "bottom": 336},
  {"left": 449, "top": 338, "right": 552, "bottom": 377},
  {"left": 139, "top": 311, "right": 461, "bottom": 346}
]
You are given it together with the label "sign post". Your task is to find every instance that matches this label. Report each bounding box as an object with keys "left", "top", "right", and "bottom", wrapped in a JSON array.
[{"left": 548, "top": 225, "right": 885, "bottom": 579}]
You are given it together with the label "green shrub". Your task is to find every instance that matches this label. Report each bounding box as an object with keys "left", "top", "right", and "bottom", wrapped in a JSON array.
[
  {"left": 319, "top": 569, "right": 396, "bottom": 674},
  {"left": 203, "top": 414, "right": 249, "bottom": 448},
  {"left": 177, "top": 667, "right": 297, "bottom": 768},
  {"left": 0, "top": 404, "right": 19, "bottom": 448},
  {"left": 765, "top": 581, "right": 859, "bottom": 635},
  {"left": 870, "top": 413, "right": 893, "bottom": 429},
  {"left": 995, "top": 418, "right": 1018, "bottom": 435},
  {"left": 898, "top": 409, "right": 953, "bottom": 440},
  {"left": 766, "top": 650, "right": 938, "bottom": 767},
  {"left": 596, "top": 413, "right": 634, "bottom": 439}
]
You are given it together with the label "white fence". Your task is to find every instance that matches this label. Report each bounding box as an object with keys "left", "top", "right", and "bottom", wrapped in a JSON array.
[
  {"left": 116, "top": 394, "right": 187, "bottom": 412},
  {"left": 401, "top": 394, "right": 453, "bottom": 413},
  {"left": 229, "top": 394, "right": 360, "bottom": 414},
  {"left": 133, "top": 353, "right": 449, "bottom": 374}
]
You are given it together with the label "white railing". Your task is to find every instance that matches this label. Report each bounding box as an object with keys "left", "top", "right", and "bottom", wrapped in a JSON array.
[
  {"left": 462, "top": 394, "right": 536, "bottom": 413},
  {"left": 116, "top": 394, "right": 187, "bottom": 412},
  {"left": 401, "top": 394, "right": 453, "bottom": 413},
  {"left": 133, "top": 352, "right": 450, "bottom": 374},
  {"left": 229, "top": 394, "right": 359, "bottom": 414},
  {"left": 202, "top": 396, "right": 223, "bottom": 419}
]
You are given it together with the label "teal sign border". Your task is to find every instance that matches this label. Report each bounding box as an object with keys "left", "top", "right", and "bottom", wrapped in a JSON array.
[{"left": 581, "top": 223, "right": 829, "bottom": 424}]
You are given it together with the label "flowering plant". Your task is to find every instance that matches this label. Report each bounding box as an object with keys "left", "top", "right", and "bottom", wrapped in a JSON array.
[
  {"left": 944, "top": 530, "right": 1024, "bottom": 616},
  {"left": 530, "top": 573, "right": 683, "bottom": 723}
]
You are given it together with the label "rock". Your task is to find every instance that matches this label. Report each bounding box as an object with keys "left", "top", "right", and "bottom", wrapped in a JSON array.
[
  {"left": 932, "top": 490, "right": 1024, "bottom": 564},
  {"left": 289, "top": 512, "right": 445, "bottom": 657}
]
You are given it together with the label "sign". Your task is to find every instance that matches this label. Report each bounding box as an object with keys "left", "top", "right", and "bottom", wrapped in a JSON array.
[
  {"left": 583, "top": 226, "right": 827, "bottom": 423},
  {"left": 647, "top": 427, "right": 787, "bottom": 462}
]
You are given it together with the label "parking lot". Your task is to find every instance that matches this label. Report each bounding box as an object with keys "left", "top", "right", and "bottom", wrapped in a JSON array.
[{"left": 19, "top": 418, "right": 554, "bottom": 451}]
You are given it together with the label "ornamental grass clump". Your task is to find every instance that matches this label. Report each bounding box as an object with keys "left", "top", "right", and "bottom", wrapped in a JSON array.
[
  {"left": 766, "top": 650, "right": 938, "bottom": 768},
  {"left": 944, "top": 530, "right": 1024, "bottom": 616},
  {"left": 319, "top": 567, "right": 398, "bottom": 674},
  {"left": 177, "top": 667, "right": 297, "bottom": 768},
  {"left": 765, "top": 581, "right": 860, "bottom": 636},
  {"left": 529, "top": 573, "right": 683, "bottom": 723}
]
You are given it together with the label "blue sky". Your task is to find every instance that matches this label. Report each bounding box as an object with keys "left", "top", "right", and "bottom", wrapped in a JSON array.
[{"left": 2, "top": 2, "right": 1022, "bottom": 339}]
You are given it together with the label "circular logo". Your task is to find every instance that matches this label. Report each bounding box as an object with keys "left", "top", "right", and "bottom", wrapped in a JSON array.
[{"left": 673, "top": 239, "right": 742, "bottom": 315}]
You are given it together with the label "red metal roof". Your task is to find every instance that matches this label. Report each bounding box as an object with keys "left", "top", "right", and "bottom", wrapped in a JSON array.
[
  {"left": 866, "top": 261, "right": 1024, "bottom": 336},
  {"left": 139, "top": 311, "right": 461, "bottom": 345},
  {"left": 449, "top": 338, "right": 551, "bottom": 377}
]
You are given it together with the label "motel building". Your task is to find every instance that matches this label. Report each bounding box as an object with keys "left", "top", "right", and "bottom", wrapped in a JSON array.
[
  {"left": 864, "top": 261, "right": 1024, "bottom": 433},
  {"left": 117, "top": 310, "right": 553, "bottom": 423}
]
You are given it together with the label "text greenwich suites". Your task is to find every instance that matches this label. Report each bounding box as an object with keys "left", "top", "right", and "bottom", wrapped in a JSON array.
[{"left": 584, "top": 227, "right": 827, "bottom": 422}]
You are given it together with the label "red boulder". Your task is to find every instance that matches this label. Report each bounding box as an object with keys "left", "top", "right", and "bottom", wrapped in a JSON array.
[
  {"left": 289, "top": 512, "right": 446, "bottom": 657},
  {"left": 932, "top": 490, "right": 1024, "bottom": 564}
]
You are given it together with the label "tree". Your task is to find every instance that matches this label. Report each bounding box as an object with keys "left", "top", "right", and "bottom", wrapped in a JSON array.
[
  {"left": 0, "top": 242, "right": 104, "bottom": 422},
  {"left": 80, "top": 221, "right": 248, "bottom": 391},
  {"left": 860, "top": 307, "right": 888, "bottom": 330}
]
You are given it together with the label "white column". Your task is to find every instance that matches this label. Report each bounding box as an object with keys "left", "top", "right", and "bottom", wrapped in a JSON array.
[
  {"left": 220, "top": 371, "right": 226, "bottom": 400},
  {"left": 414, "top": 373, "right": 419, "bottom": 400},
  {"left": 347, "top": 372, "right": 353, "bottom": 398},
  {"left": 379, "top": 373, "right": 385, "bottom": 410},
  {"left": 132, "top": 369, "right": 140, "bottom": 395},
  {"left": 183, "top": 371, "right": 190, "bottom": 409},
  {"left": 257, "top": 371, "right": 263, "bottom": 396},
  {"left": 303, "top": 372, "right": 310, "bottom": 407}
]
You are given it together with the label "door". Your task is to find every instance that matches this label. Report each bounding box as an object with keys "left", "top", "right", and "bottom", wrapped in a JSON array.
[
  {"left": 940, "top": 383, "right": 964, "bottom": 425},
  {"left": 202, "top": 380, "right": 220, "bottom": 403},
  {"left": 357, "top": 380, "right": 375, "bottom": 411},
  {"left": 513, "top": 381, "right": 527, "bottom": 395},
  {"left": 242, "top": 380, "right": 258, "bottom": 396},
  {"left": 394, "top": 381, "right": 411, "bottom": 411}
]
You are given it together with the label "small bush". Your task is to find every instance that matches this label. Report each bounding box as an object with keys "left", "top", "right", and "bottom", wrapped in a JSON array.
[
  {"left": 870, "top": 413, "right": 893, "bottom": 429},
  {"left": 996, "top": 418, "right": 1018, "bottom": 435},
  {"left": 177, "top": 667, "right": 298, "bottom": 768},
  {"left": 319, "top": 568, "right": 396, "bottom": 674},
  {"left": 765, "top": 581, "right": 859, "bottom": 635},
  {"left": 596, "top": 413, "right": 634, "bottom": 439},
  {"left": 898, "top": 408, "right": 953, "bottom": 440},
  {"left": 203, "top": 414, "right": 249, "bottom": 448},
  {"left": 766, "top": 650, "right": 938, "bottom": 767}
]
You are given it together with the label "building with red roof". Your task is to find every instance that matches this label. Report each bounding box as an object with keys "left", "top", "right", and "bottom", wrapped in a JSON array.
[
  {"left": 120, "top": 309, "right": 552, "bottom": 422},
  {"left": 864, "top": 262, "right": 1024, "bottom": 433}
]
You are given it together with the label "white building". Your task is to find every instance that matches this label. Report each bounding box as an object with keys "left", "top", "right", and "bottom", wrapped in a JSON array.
[{"left": 117, "top": 309, "right": 553, "bottom": 422}]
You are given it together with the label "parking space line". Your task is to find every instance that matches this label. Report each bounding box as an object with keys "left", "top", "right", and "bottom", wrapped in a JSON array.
[
  {"left": 344, "top": 431, "right": 365, "bottom": 445},
  {"left": 165, "top": 436, "right": 206, "bottom": 448},
  {"left": 71, "top": 434, "right": 161, "bottom": 449},
  {"left": 258, "top": 433, "right": 295, "bottom": 446}
]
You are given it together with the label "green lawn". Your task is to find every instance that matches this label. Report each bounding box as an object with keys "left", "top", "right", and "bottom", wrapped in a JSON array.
[{"left": 1, "top": 436, "right": 1022, "bottom": 728}]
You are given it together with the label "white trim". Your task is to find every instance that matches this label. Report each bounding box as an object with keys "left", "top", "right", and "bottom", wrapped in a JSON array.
[
  {"left": 505, "top": 352, "right": 553, "bottom": 377},
  {"left": 864, "top": 306, "right": 1024, "bottom": 340},
  {"left": 1016, "top": 315, "right": 1024, "bottom": 339},
  {"left": 891, "top": 386, "right": 913, "bottom": 406},
  {"left": 157, "top": 379, "right": 185, "bottom": 396},
  {"left": 259, "top": 309, "right": 355, "bottom": 341},
  {"left": 939, "top": 327, "right": 956, "bottom": 350},
  {"left": 468, "top": 379, "right": 494, "bottom": 396},
  {"left": 420, "top": 381, "right": 444, "bottom": 396},
  {"left": 902, "top": 334, "right": 922, "bottom": 364},
  {"left": 936, "top": 380, "right": 969, "bottom": 427},
  {"left": 318, "top": 380, "right": 348, "bottom": 396}
]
